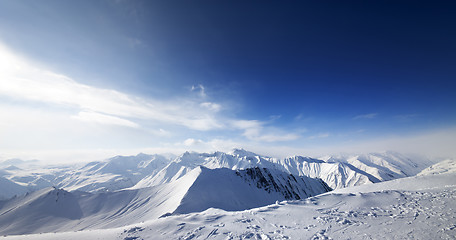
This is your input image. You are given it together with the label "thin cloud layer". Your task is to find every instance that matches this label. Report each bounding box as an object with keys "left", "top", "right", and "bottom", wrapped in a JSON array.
[
  {"left": 0, "top": 43, "right": 300, "bottom": 156},
  {"left": 232, "top": 120, "right": 300, "bottom": 142},
  {"left": 353, "top": 113, "right": 378, "bottom": 120},
  {"left": 0, "top": 44, "right": 222, "bottom": 131}
]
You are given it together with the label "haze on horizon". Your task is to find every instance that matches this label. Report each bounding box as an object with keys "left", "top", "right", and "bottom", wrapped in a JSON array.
[{"left": 0, "top": 1, "right": 455, "bottom": 163}]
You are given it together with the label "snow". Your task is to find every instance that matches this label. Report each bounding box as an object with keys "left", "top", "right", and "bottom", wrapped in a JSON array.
[
  {"left": 0, "top": 177, "right": 29, "bottom": 200},
  {"left": 0, "top": 166, "right": 329, "bottom": 236},
  {"left": 0, "top": 151, "right": 427, "bottom": 197},
  {"left": 2, "top": 169, "right": 455, "bottom": 240},
  {"left": 417, "top": 159, "right": 456, "bottom": 176},
  {"left": 273, "top": 156, "right": 377, "bottom": 189},
  {"left": 323, "top": 151, "right": 432, "bottom": 181},
  {"left": 134, "top": 150, "right": 423, "bottom": 190},
  {"left": 174, "top": 166, "right": 330, "bottom": 214},
  {"left": 0, "top": 150, "right": 452, "bottom": 239}
]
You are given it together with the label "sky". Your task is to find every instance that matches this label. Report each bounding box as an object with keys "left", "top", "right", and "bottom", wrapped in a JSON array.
[{"left": 0, "top": 1, "right": 455, "bottom": 162}]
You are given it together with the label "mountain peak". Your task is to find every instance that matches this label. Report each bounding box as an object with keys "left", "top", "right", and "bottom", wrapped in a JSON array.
[{"left": 230, "top": 148, "right": 260, "bottom": 157}]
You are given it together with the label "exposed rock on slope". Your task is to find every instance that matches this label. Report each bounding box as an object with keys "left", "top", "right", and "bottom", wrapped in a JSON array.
[
  {"left": 0, "top": 166, "right": 330, "bottom": 235},
  {"left": 174, "top": 166, "right": 330, "bottom": 214}
]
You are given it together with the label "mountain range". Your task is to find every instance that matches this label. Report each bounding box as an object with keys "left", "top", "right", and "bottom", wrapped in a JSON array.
[
  {"left": 0, "top": 149, "right": 443, "bottom": 237},
  {"left": 0, "top": 149, "right": 430, "bottom": 201}
]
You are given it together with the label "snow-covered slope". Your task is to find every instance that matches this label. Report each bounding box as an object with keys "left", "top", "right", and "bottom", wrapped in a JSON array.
[
  {"left": 133, "top": 149, "right": 387, "bottom": 190},
  {"left": 0, "top": 177, "right": 29, "bottom": 200},
  {"left": 0, "top": 153, "right": 172, "bottom": 196},
  {"left": 133, "top": 150, "right": 278, "bottom": 188},
  {"left": 174, "top": 166, "right": 330, "bottom": 214},
  {"left": 5, "top": 165, "right": 455, "bottom": 240},
  {"left": 417, "top": 159, "right": 456, "bottom": 176},
  {"left": 324, "top": 151, "right": 431, "bottom": 181},
  {"left": 273, "top": 156, "right": 379, "bottom": 189},
  {"left": 1, "top": 150, "right": 430, "bottom": 195},
  {"left": 0, "top": 168, "right": 198, "bottom": 235},
  {"left": 0, "top": 166, "right": 330, "bottom": 235},
  {"left": 57, "top": 153, "right": 171, "bottom": 192}
]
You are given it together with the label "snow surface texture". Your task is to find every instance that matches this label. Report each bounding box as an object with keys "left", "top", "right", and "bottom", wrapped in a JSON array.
[
  {"left": 418, "top": 159, "right": 456, "bottom": 176},
  {"left": 0, "top": 166, "right": 330, "bottom": 235},
  {"left": 0, "top": 150, "right": 429, "bottom": 200},
  {"left": 2, "top": 160, "right": 455, "bottom": 240}
]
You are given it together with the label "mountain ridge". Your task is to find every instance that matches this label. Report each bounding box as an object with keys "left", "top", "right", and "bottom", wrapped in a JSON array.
[
  {"left": 0, "top": 150, "right": 433, "bottom": 200},
  {"left": 0, "top": 166, "right": 330, "bottom": 235}
]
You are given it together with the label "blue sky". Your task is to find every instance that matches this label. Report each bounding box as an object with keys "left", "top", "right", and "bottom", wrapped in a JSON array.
[{"left": 0, "top": 1, "right": 455, "bottom": 162}]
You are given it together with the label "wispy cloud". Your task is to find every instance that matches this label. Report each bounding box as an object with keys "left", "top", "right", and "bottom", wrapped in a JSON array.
[
  {"left": 72, "top": 111, "right": 140, "bottom": 128},
  {"left": 191, "top": 84, "right": 206, "bottom": 98},
  {"left": 231, "top": 120, "right": 300, "bottom": 142},
  {"left": 308, "top": 132, "right": 330, "bottom": 139},
  {"left": 200, "top": 102, "right": 221, "bottom": 112},
  {"left": 269, "top": 115, "right": 282, "bottom": 121},
  {"left": 183, "top": 138, "right": 204, "bottom": 146},
  {"left": 0, "top": 44, "right": 222, "bottom": 131},
  {"left": 353, "top": 113, "right": 378, "bottom": 120},
  {"left": 0, "top": 42, "right": 302, "bottom": 153}
]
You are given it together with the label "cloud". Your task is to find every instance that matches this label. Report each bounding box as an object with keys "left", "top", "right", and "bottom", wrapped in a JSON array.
[
  {"left": 72, "top": 111, "right": 140, "bottom": 128},
  {"left": 330, "top": 126, "right": 456, "bottom": 159},
  {"left": 191, "top": 84, "right": 206, "bottom": 98},
  {"left": 183, "top": 138, "right": 204, "bottom": 146},
  {"left": 232, "top": 120, "right": 300, "bottom": 142},
  {"left": 200, "top": 102, "right": 221, "bottom": 112},
  {"left": 308, "top": 132, "right": 330, "bottom": 139},
  {"left": 0, "top": 42, "right": 307, "bottom": 159},
  {"left": 353, "top": 113, "right": 378, "bottom": 120},
  {"left": 0, "top": 43, "right": 222, "bottom": 131}
]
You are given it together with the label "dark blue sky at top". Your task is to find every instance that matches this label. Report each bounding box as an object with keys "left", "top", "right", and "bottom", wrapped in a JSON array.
[{"left": 0, "top": 0, "right": 455, "bottom": 138}]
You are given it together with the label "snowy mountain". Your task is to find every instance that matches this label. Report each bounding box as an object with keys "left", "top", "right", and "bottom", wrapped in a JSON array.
[
  {"left": 322, "top": 151, "right": 431, "bottom": 181},
  {"left": 0, "top": 150, "right": 432, "bottom": 201},
  {"left": 132, "top": 150, "right": 277, "bottom": 189},
  {"left": 4, "top": 159, "right": 455, "bottom": 240},
  {"left": 272, "top": 156, "right": 379, "bottom": 189},
  {"left": 417, "top": 159, "right": 456, "bottom": 176},
  {"left": 133, "top": 150, "right": 427, "bottom": 190},
  {"left": 0, "top": 177, "right": 29, "bottom": 200},
  {"left": 174, "top": 166, "right": 330, "bottom": 214},
  {"left": 57, "top": 153, "right": 172, "bottom": 192},
  {"left": 0, "top": 166, "right": 330, "bottom": 235},
  {"left": 0, "top": 153, "right": 172, "bottom": 199},
  {"left": 0, "top": 158, "right": 39, "bottom": 167}
]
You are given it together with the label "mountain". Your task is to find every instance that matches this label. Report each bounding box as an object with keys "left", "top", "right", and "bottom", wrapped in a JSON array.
[
  {"left": 416, "top": 159, "right": 456, "bottom": 176},
  {"left": 5, "top": 159, "right": 455, "bottom": 240},
  {"left": 57, "top": 153, "right": 171, "bottom": 192},
  {"left": 0, "top": 177, "right": 29, "bottom": 200},
  {"left": 0, "top": 166, "right": 330, "bottom": 235},
  {"left": 0, "top": 188, "right": 82, "bottom": 235},
  {"left": 0, "top": 150, "right": 433, "bottom": 197},
  {"left": 323, "top": 151, "right": 431, "bottom": 181},
  {"left": 132, "top": 150, "right": 278, "bottom": 189},
  {"left": 134, "top": 150, "right": 424, "bottom": 190},
  {"left": 272, "top": 156, "right": 379, "bottom": 189},
  {"left": 174, "top": 166, "right": 330, "bottom": 214},
  {"left": 0, "top": 158, "right": 39, "bottom": 167},
  {"left": 0, "top": 153, "right": 172, "bottom": 200}
]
